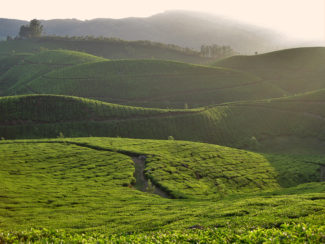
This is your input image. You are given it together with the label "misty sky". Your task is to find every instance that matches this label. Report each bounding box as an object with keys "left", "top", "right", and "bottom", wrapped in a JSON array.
[{"left": 2, "top": 0, "right": 324, "bottom": 42}]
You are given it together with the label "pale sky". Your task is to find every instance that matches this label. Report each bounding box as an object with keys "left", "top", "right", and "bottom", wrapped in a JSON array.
[{"left": 2, "top": 0, "right": 325, "bottom": 42}]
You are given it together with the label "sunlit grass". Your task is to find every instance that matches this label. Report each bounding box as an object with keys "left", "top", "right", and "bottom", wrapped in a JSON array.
[{"left": 0, "top": 137, "right": 324, "bottom": 234}]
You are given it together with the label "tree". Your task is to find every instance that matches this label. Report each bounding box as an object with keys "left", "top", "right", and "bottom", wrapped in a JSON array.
[
  {"left": 200, "top": 44, "right": 236, "bottom": 59},
  {"left": 29, "top": 19, "right": 43, "bottom": 37},
  {"left": 19, "top": 25, "right": 31, "bottom": 38},
  {"left": 19, "top": 19, "right": 43, "bottom": 38}
]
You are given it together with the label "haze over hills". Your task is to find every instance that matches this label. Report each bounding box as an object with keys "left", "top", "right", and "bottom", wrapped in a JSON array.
[{"left": 1, "top": 10, "right": 290, "bottom": 53}]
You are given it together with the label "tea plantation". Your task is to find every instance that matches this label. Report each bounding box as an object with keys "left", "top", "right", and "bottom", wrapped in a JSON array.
[
  {"left": 0, "top": 138, "right": 324, "bottom": 243},
  {"left": 1, "top": 40, "right": 325, "bottom": 243},
  {"left": 216, "top": 47, "right": 325, "bottom": 94},
  {"left": 2, "top": 92, "right": 325, "bottom": 154},
  {"left": 0, "top": 54, "right": 284, "bottom": 108}
]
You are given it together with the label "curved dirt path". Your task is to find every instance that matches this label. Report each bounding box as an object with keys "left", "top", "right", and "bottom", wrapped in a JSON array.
[
  {"left": 132, "top": 156, "right": 171, "bottom": 198},
  {"left": 0, "top": 139, "right": 171, "bottom": 198}
]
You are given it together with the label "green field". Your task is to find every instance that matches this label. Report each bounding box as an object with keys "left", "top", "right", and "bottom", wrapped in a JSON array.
[
  {"left": 0, "top": 138, "right": 324, "bottom": 241},
  {"left": 0, "top": 50, "right": 106, "bottom": 95}
]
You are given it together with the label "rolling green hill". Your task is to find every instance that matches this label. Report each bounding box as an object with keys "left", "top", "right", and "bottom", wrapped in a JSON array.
[
  {"left": 215, "top": 47, "right": 325, "bottom": 94},
  {"left": 0, "top": 137, "right": 324, "bottom": 235},
  {"left": 8, "top": 59, "right": 284, "bottom": 108},
  {"left": 0, "top": 53, "right": 32, "bottom": 76},
  {"left": 0, "top": 37, "right": 210, "bottom": 64},
  {"left": 0, "top": 50, "right": 106, "bottom": 95},
  {"left": 1, "top": 92, "right": 325, "bottom": 155}
]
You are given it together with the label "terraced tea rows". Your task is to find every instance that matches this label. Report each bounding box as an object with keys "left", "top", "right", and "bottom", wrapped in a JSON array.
[
  {"left": 0, "top": 50, "right": 106, "bottom": 95},
  {"left": 2, "top": 92, "right": 325, "bottom": 154},
  {"left": 216, "top": 47, "right": 325, "bottom": 94}
]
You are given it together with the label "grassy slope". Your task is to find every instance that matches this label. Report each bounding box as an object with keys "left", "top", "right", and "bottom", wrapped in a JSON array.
[
  {"left": 0, "top": 37, "right": 210, "bottom": 64},
  {"left": 2, "top": 92, "right": 325, "bottom": 154},
  {"left": 215, "top": 47, "right": 325, "bottom": 94},
  {"left": 12, "top": 59, "right": 284, "bottom": 108},
  {"left": 0, "top": 53, "right": 32, "bottom": 75},
  {"left": 0, "top": 50, "right": 106, "bottom": 95},
  {"left": 0, "top": 137, "right": 324, "bottom": 234},
  {"left": 0, "top": 53, "right": 33, "bottom": 93}
]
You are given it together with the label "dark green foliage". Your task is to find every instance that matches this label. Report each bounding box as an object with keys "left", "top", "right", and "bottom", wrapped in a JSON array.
[
  {"left": 19, "top": 19, "right": 43, "bottom": 38},
  {"left": 2, "top": 92, "right": 325, "bottom": 155},
  {"left": 0, "top": 94, "right": 189, "bottom": 124}
]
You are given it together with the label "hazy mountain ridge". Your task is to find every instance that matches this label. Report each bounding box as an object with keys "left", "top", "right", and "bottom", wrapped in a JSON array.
[
  {"left": 1, "top": 11, "right": 287, "bottom": 53},
  {"left": 0, "top": 18, "right": 27, "bottom": 39}
]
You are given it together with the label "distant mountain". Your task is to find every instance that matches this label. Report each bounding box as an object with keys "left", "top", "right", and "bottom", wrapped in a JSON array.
[
  {"left": 0, "top": 18, "right": 27, "bottom": 39},
  {"left": 1, "top": 11, "right": 286, "bottom": 53}
]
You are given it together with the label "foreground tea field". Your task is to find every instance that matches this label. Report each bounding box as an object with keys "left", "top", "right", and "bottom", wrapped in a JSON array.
[
  {"left": 2, "top": 223, "right": 325, "bottom": 243},
  {"left": 0, "top": 137, "right": 324, "bottom": 236}
]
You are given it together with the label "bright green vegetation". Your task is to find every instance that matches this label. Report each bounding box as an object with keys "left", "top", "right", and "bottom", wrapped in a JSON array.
[
  {"left": 5, "top": 58, "right": 284, "bottom": 108},
  {"left": 0, "top": 50, "right": 106, "bottom": 95},
  {"left": 0, "top": 37, "right": 210, "bottom": 64},
  {"left": 70, "top": 137, "right": 321, "bottom": 191},
  {"left": 0, "top": 138, "right": 324, "bottom": 235},
  {"left": 2, "top": 92, "right": 325, "bottom": 155},
  {"left": 1, "top": 223, "right": 325, "bottom": 243},
  {"left": 215, "top": 47, "right": 325, "bottom": 94}
]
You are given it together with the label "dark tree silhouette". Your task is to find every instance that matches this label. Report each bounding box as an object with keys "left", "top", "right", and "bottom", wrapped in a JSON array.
[
  {"left": 19, "top": 19, "right": 43, "bottom": 38},
  {"left": 200, "top": 44, "right": 236, "bottom": 59}
]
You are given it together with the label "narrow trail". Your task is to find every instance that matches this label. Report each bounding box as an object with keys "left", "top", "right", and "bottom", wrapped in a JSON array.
[
  {"left": 132, "top": 156, "right": 171, "bottom": 198},
  {"left": 0, "top": 140, "right": 171, "bottom": 198}
]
